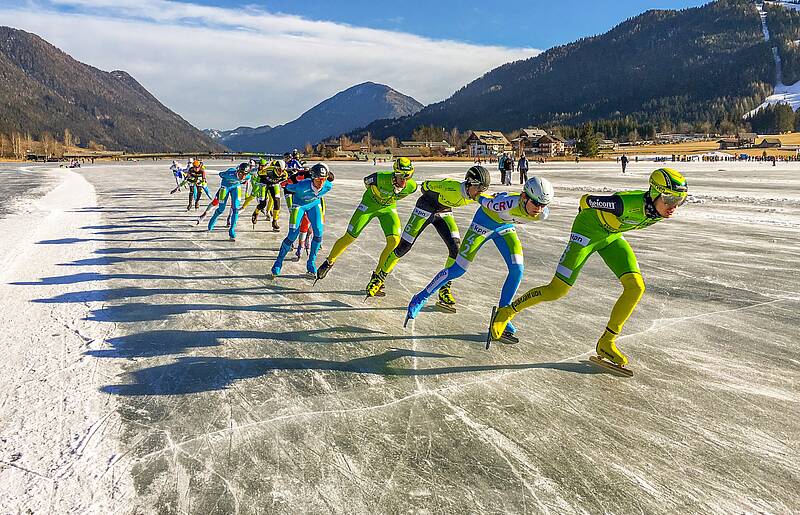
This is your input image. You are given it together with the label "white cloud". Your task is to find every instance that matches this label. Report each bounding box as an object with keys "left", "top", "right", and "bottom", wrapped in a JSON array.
[{"left": 0, "top": 0, "right": 539, "bottom": 129}]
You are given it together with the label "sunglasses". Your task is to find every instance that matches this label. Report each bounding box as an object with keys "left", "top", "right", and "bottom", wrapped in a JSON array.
[{"left": 660, "top": 193, "right": 687, "bottom": 207}]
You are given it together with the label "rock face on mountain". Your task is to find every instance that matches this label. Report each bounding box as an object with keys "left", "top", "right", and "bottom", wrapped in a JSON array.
[
  {"left": 222, "top": 82, "right": 423, "bottom": 152},
  {"left": 354, "top": 0, "right": 774, "bottom": 139},
  {"left": 0, "top": 26, "right": 224, "bottom": 152}
]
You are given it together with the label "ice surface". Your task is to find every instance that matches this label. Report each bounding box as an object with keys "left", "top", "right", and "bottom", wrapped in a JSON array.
[{"left": 3, "top": 159, "right": 799, "bottom": 513}]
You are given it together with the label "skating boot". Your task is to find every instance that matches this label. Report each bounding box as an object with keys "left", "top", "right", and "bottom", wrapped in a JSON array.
[
  {"left": 194, "top": 201, "right": 199, "bottom": 210},
  {"left": 305, "top": 261, "right": 318, "bottom": 279},
  {"left": 499, "top": 330, "right": 519, "bottom": 345},
  {"left": 404, "top": 292, "right": 427, "bottom": 327},
  {"left": 315, "top": 259, "right": 334, "bottom": 282},
  {"left": 365, "top": 271, "right": 386, "bottom": 299},
  {"left": 590, "top": 328, "right": 633, "bottom": 377},
  {"left": 251, "top": 209, "right": 261, "bottom": 227},
  {"left": 294, "top": 244, "right": 303, "bottom": 261},
  {"left": 435, "top": 281, "right": 456, "bottom": 313},
  {"left": 489, "top": 305, "right": 516, "bottom": 341},
  {"left": 272, "top": 219, "right": 280, "bottom": 232},
  {"left": 269, "top": 264, "right": 281, "bottom": 279}
]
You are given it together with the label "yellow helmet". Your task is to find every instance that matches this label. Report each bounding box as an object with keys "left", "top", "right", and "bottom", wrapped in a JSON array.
[
  {"left": 393, "top": 157, "right": 414, "bottom": 178},
  {"left": 649, "top": 168, "right": 688, "bottom": 202}
]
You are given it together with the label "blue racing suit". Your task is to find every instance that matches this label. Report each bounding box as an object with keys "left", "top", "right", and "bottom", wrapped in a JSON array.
[
  {"left": 208, "top": 168, "right": 249, "bottom": 238},
  {"left": 271, "top": 178, "right": 333, "bottom": 275}
]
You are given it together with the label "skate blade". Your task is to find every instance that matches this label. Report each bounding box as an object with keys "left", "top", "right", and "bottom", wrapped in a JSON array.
[
  {"left": 486, "top": 306, "right": 497, "bottom": 349},
  {"left": 304, "top": 272, "right": 317, "bottom": 279},
  {"left": 404, "top": 314, "right": 414, "bottom": 329},
  {"left": 589, "top": 355, "right": 633, "bottom": 377},
  {"left": 435, "top": 301, "right": 456, "bottom": 313}
]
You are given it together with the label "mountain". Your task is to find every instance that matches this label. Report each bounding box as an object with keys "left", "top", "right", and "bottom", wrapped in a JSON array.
[
  {"left": 203, "top": 124, "right": 272, "bottom": 144},
  {"left": 223, "top": 82, "right": 423, "bottom": 152},
  {"left": 0, "top": 26, "right": 225, "bottom": 152},
  {"left": 352, "top": 0, "right": 775, "bottom": 140}
]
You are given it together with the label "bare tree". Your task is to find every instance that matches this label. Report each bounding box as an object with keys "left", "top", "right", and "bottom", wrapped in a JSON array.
[
  {"left": 42, "top": 131, "right": 56, "bottom": 158},
  {"left": 63, "top": 128, "right": 73, "bottom": 148},
  {"left": 304, "top": 142, "right": 314, "bottom": 156},
  {"left": 11, "top": 131, "right": 22, "bottom": 159}
]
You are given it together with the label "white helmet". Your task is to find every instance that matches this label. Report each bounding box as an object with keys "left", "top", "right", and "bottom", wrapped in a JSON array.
[
  {"left": 272, "top": 159, "right": 287, "bottom": 171},
  {"left": 523, "top": 176, "right": 554, "bottom": 205}
]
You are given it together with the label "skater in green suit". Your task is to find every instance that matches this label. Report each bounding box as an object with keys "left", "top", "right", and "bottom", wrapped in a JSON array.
[
  {"left": 315, "top": 157, "right": 418, "bottom": 286},
  {"left": 365, "top": 165, "right": 491, "bottom": 310},
  {"left": 489, "top": 168, "right": 689, "bottom": 373}
]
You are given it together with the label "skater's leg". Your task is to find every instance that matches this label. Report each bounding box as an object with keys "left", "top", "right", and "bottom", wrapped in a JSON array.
[
  {"left": 269, "top": 186, "right": 281, "bottom": 225},
  {"left": 491, "top": 228, "right": 525, "bottom": 333},
  {"left": 306, "top": 206, "right": 324, "bottom": 272},
  {"left": 598, "top": 236, "right": 644, "bottom": 335},
  {"left": 409, "top": 213, "right": 491, "bottom": 318},
  {"left": 271, "top": 211, "right": 303, "bottom": 275},
  {"left": 207, "top": 191, "right": 229, "bottom": 231},
  {"left": 228, "top": 185, "right": 242, "bottom": 239},
  {"left": 325, "top": 206, "right": 374, "bottom": 264},
  {"left": 375, "top": 209, "right": 401, "bottom": 274},
  {"left": 431, "top": 212, "right": 461, "bottom": 268},
  {"left": 381, "top": 204, "right": 433, "bottom": 274}
]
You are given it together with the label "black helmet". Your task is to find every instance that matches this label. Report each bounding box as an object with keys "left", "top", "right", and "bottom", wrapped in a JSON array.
[
  {"left": 237, "top": 162, "right": 249, "bottom": 172},
  {"left": 465, "top": 165, "right": 490, "bottom": 190},
  {"left": 309, "top": 162, "right": 329, "bottom": 179}
]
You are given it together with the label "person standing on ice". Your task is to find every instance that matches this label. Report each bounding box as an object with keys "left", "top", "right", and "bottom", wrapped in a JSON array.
[
  {"left": 207, "top": 163, "right": 252, "bottom": 241},
  {"left": 315, "top": 157, "right": 418, "bottom": 286},
  {"left": 518, "top": 154, "right": 529, "bottom": 184},
  {"left": 365, "top": 165, "right": 492, "bottom": 306},
  {"left": 621, "top": 154, "right": 629, "bottom": 174},
  {"left": 270, "top": 163, "right": 334, "bottom": 278},
  {"left": 489, "top": 168, "right": 688, "bottom": 373},
  {"left": 404, "top": 177, "right": 554, "bottom": 343}
]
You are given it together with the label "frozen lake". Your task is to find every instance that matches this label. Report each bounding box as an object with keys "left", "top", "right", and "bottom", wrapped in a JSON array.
[{"left": 2, "top": 159, "right": 798, "bottom": 513}]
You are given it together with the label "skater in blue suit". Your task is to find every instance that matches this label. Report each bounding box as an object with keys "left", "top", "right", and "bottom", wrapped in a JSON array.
[
  {"left": 271, "top": 163, "right": 334, "bottom": 277},
  {"left": 208, "top": 163, "right": 252, "bottom": 241}
]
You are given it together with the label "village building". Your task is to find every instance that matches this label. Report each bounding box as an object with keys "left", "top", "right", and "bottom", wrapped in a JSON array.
[
  {"left": 537, "top": 134, "right": 567, "bottom": 157},
  {"left": 464, "top": 130, "right": 512, "bottom": 157},
  {"left": 512, "top": 127, "right": 548, "bottom": 156},
  {"left": 718, "top": 133, "right": 757, "bottom": 150},
  {"left": 757, "top": 138, "right": 782, "bottom": 149}
]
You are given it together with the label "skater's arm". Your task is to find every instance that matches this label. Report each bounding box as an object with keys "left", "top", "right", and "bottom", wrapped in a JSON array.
[
  {"left": 579, "top": 194, "right": 624, "bottom": 216},
  {"left": 363, "top": 173, "right": 378, "bottom": 188}
]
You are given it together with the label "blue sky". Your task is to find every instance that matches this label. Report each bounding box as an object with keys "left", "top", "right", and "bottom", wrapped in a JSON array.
[
  {"left": 174, "top": 0, "right": 708, "bottom": 48},
  {"left": 1, "top": 0, "right": 707, "bottom": 128}
]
